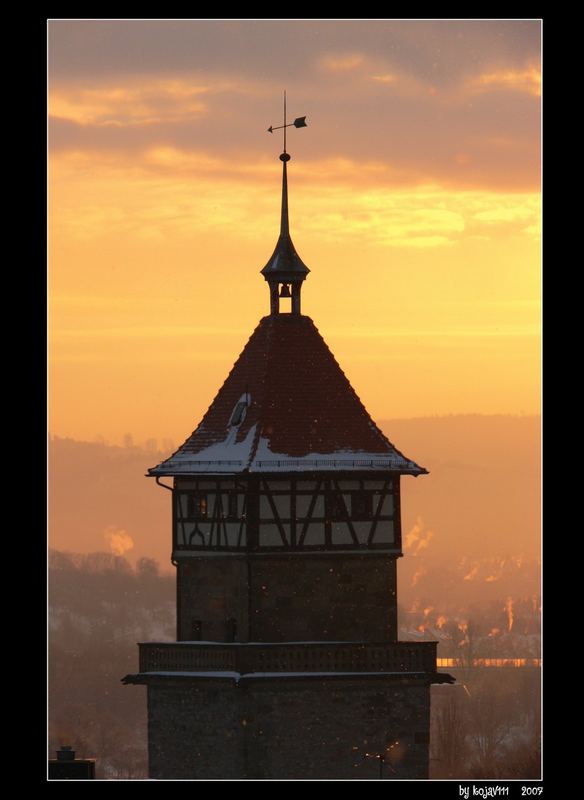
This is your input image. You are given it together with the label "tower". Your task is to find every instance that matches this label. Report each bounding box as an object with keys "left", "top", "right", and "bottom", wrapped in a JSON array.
[{"left": 123, "top": 103, "right": 453, "bottom": 779}]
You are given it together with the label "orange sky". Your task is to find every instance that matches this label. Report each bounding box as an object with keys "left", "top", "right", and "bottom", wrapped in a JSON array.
[{"left": 48, "top": 20, "right": 541, "bottom": 447}]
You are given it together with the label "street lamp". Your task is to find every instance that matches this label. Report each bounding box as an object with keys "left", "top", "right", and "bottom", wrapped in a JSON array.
[{"left": 357, "top": 741, "right": 400, "bottom": 779}]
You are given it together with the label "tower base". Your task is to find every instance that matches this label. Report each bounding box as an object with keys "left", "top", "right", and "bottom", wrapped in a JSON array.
[{"left": 125, "top": 671, "right": 452, "bottom": 779}]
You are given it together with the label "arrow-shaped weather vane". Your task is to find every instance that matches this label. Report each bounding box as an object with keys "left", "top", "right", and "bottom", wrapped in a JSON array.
[{"left": 267, "top": 91, "right": 307, "bottom": 154}]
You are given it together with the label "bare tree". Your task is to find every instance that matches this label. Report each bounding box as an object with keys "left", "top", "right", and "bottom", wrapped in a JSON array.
[
  {"left": 466, "top": 681, "right": 512, "bottom": 777},
  {"left": 431, "top": 693, "right": 469, "bottom": 778}
]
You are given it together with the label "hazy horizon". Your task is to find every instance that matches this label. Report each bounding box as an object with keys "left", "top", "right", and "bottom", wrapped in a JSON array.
[
  {"left": 49, "top": 410, "right": 540, "bottom": 450},
  {"left": 49, "top": 413, "right": 541, "bottom": 612}
]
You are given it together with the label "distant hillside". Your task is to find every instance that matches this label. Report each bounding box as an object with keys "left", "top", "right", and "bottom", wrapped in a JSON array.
[
  {"left": 49, "top": 437, "right": 171, "bottom": 568},
  {"left": 49, "top": 415, "right": 540, "bottom": 576},
  {"left": 378, "top": 415, "right": 540, "bottom": 562}
]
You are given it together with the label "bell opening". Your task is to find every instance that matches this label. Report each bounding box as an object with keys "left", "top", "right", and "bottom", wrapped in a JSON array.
[{"left": 279, "top": 283, "right": 292, "bottom": 298}]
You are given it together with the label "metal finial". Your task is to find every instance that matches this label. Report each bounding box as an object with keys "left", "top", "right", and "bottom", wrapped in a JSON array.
[{"left": 267, "top": 91, "right": 307, "bottom": 156}]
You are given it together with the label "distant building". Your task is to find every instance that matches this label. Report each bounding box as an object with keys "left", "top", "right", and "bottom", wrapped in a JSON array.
[
  {"left": 49, "top": 746, "right": 95, "bottom": 780},
  {"left": 123, "top": 117, "right": 453, "bottom": 778}
]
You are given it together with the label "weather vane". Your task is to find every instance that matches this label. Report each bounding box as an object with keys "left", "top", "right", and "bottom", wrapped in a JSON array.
[{"left": 267, "top": 90, "right": 307, "bottom": 155}]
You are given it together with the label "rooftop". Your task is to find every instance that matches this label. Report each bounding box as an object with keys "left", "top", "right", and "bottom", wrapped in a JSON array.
[{"left": 150, "top": 315, "right": 426, "bottom": 476}]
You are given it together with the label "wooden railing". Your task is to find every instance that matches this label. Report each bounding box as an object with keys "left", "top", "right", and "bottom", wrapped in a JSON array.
[{"left": 139, "top": 641, "right": 437, "bottom": 674}]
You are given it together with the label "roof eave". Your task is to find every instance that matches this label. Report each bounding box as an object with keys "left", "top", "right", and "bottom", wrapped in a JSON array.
[{"left": 148, "top": 462, "right": 429, "bottom": 477}]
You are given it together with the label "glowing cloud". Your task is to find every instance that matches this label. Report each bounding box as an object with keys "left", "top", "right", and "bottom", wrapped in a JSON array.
[
  {"left": 104, "top": 526, "right": 134, "bottom": 555},
  {"left": 370, "top": 73, "right": 397, "bottom": 84},
  {"left": 404, "top": 517, "right": 434, "bottom": 555},
  {"left": 411, "top": 567, "right": 426, "bottom": 587},
  {"left": 469, "top": 65, "right": 541, "bottom": 97},
  {"left": 320, "top": 53, "right": 364, "bottom": 72},
  {"left": 50, "top": 79, "right": 212, "bottom": 127}
]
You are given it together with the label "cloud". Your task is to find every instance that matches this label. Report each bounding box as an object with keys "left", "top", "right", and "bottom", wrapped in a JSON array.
[
  {"left": 103, "top": 526, "right": 134, "bottom": 555},
  {"left": 404, "top": 517, "right": 434, "bottom": 555},
  {"left": 50, "top": 78, "right": 213, "bottom": 128},
  {"left": 49, "top": 149, "right": 540, "bottom": 250},
  {"left": 320, "top": 53, "right": 364, "bottom": 72},
  {"left": 468, "top": 65, "right": 541, "bottom": 97},
  {"left": 463, "top": 562, "right": 480, "bottom": 581},
  {"left": 49, "top": 86, "right": 540, "bottom": 193},
  {"left": 370, "top": 73, "right": 397, "bottom": 84},
  {"left": 48, "top": 20, "right": 541, "bottom": 88},
  {"left": 317, "top": 52, "right": 429, "bottom": 97},
  {"left": 47, "top": 24, "right": 541, "bottom": 194},
  {"left": 473, "top": 204, "right": 539, "bottom": 224}
]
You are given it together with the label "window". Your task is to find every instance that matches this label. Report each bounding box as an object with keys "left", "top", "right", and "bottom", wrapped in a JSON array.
[
  {"left": 188, "top": 493, "right": 208, "bottom": 519},
  {"left": 230, "top": 401, "right": 247, "bottom": 427},
  {"left": 351, "top": 491, "right": 372, "bottom": 519},
  {"left": 327, "top": 492, "right": 346, "bottom": 521},
  {"left": 228, "top": 491, "right": 239, "bottom": 519},
  {"left": 225, "top": 617, "right": 238, "bottom": 642},
  {"left": 192, "top": 620, "right": 202, "bottom": 641}
]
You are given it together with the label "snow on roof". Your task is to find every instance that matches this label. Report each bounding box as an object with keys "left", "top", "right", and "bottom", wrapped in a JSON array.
[
  {"left": 150, "top": 315, "right": 426, "bottom": 477},
  {"left": 156, "top": 425, "right": 257, "bottom": 474}
]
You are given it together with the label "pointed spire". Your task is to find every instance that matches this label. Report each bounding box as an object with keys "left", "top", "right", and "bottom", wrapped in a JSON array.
[
  {"left": 280, "top": 152, "right": 290, "bottom": 237},
  {"left": 261, "top": 93, "right": 310, "bottom": 315}
]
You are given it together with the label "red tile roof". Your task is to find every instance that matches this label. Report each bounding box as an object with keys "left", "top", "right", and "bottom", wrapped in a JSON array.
[{"left": 150, "top": 315, "right": 426, "bottom": 475}]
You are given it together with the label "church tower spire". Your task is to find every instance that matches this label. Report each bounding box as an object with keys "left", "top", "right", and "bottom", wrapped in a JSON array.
[{"left": 261, "top": 92, "right": 310, "bottom": 315}]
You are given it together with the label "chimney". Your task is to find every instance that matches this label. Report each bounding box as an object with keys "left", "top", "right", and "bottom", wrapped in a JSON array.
[
  {"left": 49, "top": 744, "right": 95, "bottom": 779},
  {"left": 56, "top": 745, "right": 75, "bottom": 762}
]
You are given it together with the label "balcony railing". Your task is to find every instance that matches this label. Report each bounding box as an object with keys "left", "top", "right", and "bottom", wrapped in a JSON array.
[{"left": 138, "top": 641, "right": 437, "bottom": 675}]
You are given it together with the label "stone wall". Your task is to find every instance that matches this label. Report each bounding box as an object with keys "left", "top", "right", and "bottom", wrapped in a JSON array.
[
  {"left": 147, "top": 678, "right": 245, "bottom": 779},
  {"left": 249, "top": 555, "right": 397, "bottom": 642},
  {"left": 177, "top": 557, "right": 248, "bottom": 642},
  {"left": 177, "top": 554, "right": 398, "bottom": 643},
  {"left": 147, "top": 674, "right": 429, "bottom": 779}
]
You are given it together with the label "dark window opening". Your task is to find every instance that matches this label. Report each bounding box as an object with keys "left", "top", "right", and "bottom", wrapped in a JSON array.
[
  {"left": 327, "top": 492, "right": 346, "bottom": 521},
  {"left": 230, "top": 401, "right": 247, "bottom": 427},
  {"left": 188, "top": 493, "right": 207, "bottom": 519},
  {"left": 351, "top": 490, "right": 372, "bottom": 519},
  {"left": 192, "top": 620, "right": 202, "bottom": 641},
  {"left": 225, "top": 617, "right": 238, "bottom": 642},
  {"left": 228, "top": 491, "right": 239, "bottom": 519},
  {"left": 414, "top": 731, "right": 429, "bottom": 745}
]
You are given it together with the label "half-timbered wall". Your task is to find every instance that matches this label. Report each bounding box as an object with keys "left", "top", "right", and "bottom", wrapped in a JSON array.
[{"left": 173, "top": 474, "right": 401, "bottom": 553}]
